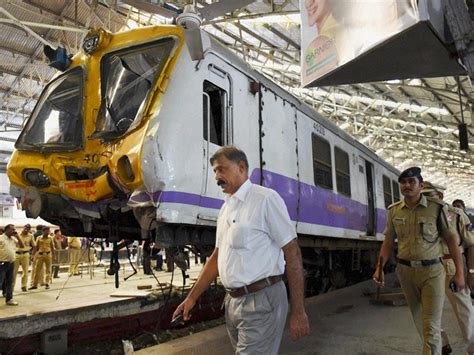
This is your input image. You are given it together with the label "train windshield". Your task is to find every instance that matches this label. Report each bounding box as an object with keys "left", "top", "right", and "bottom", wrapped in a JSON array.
[
  {"left": 93, "top": 37, "right": 174, "bottom": 140},
  {"left": 16, "top": 66, "right": 84, "bottom": 151}
]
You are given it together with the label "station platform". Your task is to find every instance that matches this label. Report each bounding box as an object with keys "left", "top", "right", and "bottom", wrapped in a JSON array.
[
  {"left": 0, "top": 261, "right": 221, "bottom": 354},
  {"left": 137, "top": 274, "right": 470, "bottom": 355}
]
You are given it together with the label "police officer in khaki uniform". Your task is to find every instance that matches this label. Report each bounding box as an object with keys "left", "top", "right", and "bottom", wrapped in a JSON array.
[
  {"left": 452, "top": 199, "right": 474, "bottom": 292},
  {"left": 373, "top": 167, "right": 464, "bottom": 355},
  {"left": 30, "top": 226, "right": 55, "bottom": 290},
  {"left": 30, "top": 224, "right": 45, "bottom": 287},
  {"left": 422, "top": 182, "right": 474, "bottom": 354},
  {"left": 13, "top": 224, "right": 35, "bottom": 292},
  {"left": 67, "top": 236, "right": 82, "bottom": 276}
]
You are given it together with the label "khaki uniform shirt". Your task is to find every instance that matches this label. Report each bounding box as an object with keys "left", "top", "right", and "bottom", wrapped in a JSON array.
[
  {"left": 441, "top": 206, "right": 474, "bottom": 254},
  {"left": 68, "top": 237, "right": 81, "bottom": 249},
  {"left": 36, "top": 236, "right": 54, "bottom": 253},
  {"left": 384, "top": 195, "right": 454, "bottom": 260},
  {"left": 0, "top": 234, "right": 17, "bottom": 262},
  {"left": 16, "top": 232, "right": 35, "bottom": 252}
]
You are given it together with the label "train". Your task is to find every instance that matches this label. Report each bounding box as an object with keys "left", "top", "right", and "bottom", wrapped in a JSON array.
[{"left": 7, "top": 25, "right": 401, "bottom": 293}]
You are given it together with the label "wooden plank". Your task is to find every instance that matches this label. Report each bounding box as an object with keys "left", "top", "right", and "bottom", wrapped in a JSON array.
[{"left": 109, "top": 290, "right": 151, "bottom": 298}]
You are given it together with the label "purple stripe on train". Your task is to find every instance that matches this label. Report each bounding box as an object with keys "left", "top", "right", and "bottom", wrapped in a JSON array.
[
  {"left": 152, "top": 191, "right": 223, "bottom": 210},
  {"left": 131, "top": 169, "right": 388, "bottom": 234},
  {"left": 251, "top": 169, "right": 387, "bottom": 234}
]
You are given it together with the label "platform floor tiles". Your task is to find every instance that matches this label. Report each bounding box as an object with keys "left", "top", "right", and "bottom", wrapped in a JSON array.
[{"left": 0, "top": 261, "right": 203, "bottom": 320}]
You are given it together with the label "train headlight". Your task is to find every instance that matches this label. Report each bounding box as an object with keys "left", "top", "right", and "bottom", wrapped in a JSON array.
[
  {"left": 82, "top": 29, "right": 111, "bottom": 55},
  {"left": 83, "top": 34, "right": 100, "bottom": 54},
  {"left": 23, "top": 169, "right": 51, "bottom": 188}
]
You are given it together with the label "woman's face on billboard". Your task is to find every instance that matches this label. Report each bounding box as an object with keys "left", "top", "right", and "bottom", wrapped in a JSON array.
[{"left": 305, "top": 0, "right": 330, "bottom": 28}]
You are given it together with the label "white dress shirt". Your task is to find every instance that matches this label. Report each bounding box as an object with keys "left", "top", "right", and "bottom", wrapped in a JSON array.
[
  {"left": 216, "top": 179, "right": 297, "bottom": 288},
  {"left": 0, "top": 234, "right": 17, "bottom": 262}
]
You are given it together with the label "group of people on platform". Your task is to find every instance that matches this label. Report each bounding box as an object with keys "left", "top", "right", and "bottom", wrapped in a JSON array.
[
  {"left": 0, "top": 224, "right": 89, "bottom": 306},
  {"left": 0, "top": 224, "right": 204, "bottom": 308}
]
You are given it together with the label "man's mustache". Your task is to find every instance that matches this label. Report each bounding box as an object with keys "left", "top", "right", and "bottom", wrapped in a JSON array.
[{"left": 217, "top": 179, "right": 226, "bottom": 186}]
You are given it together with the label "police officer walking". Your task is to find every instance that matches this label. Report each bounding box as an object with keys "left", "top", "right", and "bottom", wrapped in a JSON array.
[{"left": 373, "top": 167, "right": 464, "bottom": 354}]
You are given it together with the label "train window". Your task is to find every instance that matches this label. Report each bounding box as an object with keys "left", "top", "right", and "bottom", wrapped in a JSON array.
[
  {"left": 312, "top": 134, "right": 333, "bottom": 190},
  {"left": 392, "top": 180, "right": 400, "bottom": 202},
  {"left": 93, "top": 37, "right": 175, "bottom": 140},
  {"left": 383, "top": 175, "right": 393, "bottom": 208},
  {"left": 16, "top": 66, "right": 84, "bottom": 151},
  {"left": 203, "top": 80, "right": 227, "bottom": 146},
  {"left": 335, "top": 147, "right": 351, "bottom": 197}
]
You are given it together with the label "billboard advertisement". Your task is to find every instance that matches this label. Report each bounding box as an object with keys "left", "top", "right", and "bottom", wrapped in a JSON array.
[{"left": 300, "top": 0, "right": 421, "bottom": 87}]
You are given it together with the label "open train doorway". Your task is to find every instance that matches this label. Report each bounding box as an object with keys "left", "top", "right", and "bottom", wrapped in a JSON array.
[{"left": 365, "top": 160, "right": 376, "bottom": 236}]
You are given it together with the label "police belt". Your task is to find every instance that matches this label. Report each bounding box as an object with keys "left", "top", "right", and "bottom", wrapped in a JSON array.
[
  {"left": 16, "top": 251, "right": 30, "bottom": 255},
  {"left": 397, "top": 257, "right": 442, "bottom": 267},
  {"left": 38, "top": 251, "right": 51, "bottom": 255},
  {"left": 226, "top": 275, "right": 283, "bottom": 298}
]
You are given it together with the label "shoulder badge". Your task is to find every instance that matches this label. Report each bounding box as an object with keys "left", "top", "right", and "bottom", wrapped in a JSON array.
[
  {"left": 426, "top": 196, "right": 444, "bottom": 206},
  {"left": 387, "top": 200, "right": 402, "bottom": 209},
  {"left": 449, "top": 206, "right": 463, "bottom": 216}
]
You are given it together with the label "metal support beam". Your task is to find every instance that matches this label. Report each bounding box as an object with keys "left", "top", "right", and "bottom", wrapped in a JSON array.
[
  {"left": 0, "top": 7, "right": 53, "bottom": 47},
  {"left": 0, "top": 18, "right": 87, "bottom": 33}
]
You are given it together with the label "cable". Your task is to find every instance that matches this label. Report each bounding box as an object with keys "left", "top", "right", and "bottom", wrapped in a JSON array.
[
  {"left": 124, "top": 243, "right": 137, "bottom": 281},
  {"left": 55, "top": 272, "right": 72, "bottom": 301}
]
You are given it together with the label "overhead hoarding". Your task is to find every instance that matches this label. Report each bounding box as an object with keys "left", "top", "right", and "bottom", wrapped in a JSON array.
[{"left": 300, "top": 0, "right": 420, "bottom": 87}]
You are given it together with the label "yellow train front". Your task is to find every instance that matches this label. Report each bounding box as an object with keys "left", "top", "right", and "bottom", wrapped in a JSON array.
[{"left": 7, "top": 26, "right": 185, "bottom": 240}]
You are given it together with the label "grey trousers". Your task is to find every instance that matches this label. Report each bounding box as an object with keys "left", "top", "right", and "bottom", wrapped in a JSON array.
[{"left": 225, "top": 281, "right": 288, "bottom": 355}]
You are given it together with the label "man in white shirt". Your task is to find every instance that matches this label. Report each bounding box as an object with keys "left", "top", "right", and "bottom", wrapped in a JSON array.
[
  {"left": 173, "top": 146, "right": 310, "bottom": 354},
  {"left": 0, "top": 224, "right": 24, "bottom": 305}
]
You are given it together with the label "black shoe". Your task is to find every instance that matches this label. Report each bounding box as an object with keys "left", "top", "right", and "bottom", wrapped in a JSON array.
[
  {"left": 45, "top": 284, "right": 50, "bottom": 289},
  {"left": 21, "top": 287, "right": 27, "bottom": 292},
  {"left": 442, "top": 344, "right": 452, "bottom": 355},
  {"left": 28, "top": 286, "right": 37, "bottom": 290},
  {"left": 53, "top": 276, "right": 60, "bottom": 279}
]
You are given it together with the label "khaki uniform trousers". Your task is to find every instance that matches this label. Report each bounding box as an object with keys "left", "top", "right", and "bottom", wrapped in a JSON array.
[
  {"left": 13, "top": 253, "right": 30, "bottom": 289},
  {"left": 30, "top": 255, "right": 44, "bottom": 286},
  {"left": 68, "top": 248, "right": 81, "bottom": 275},
  {"left": 441, "top": 258, "right": 474, "bottom": 353},
  {"left": 397, "top": 262, "right": 446, "bottom": 355},
  {"left": 33, "top": 254, "right": 52, "bottom": 286}
]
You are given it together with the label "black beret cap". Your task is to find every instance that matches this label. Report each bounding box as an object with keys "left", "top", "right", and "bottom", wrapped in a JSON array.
[{"left": 398, "top": 167, "right": 423, "bottom": 182}]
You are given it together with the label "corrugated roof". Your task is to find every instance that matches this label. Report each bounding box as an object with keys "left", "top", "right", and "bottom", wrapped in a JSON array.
[{"left": 0, "top": 0, "right": 472, "bottom": 206}]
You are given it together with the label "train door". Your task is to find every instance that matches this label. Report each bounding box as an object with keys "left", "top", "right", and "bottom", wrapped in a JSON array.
[
  {"left": 364, "top": 160, "right": 376, "bottom": 236},
  {"left": 198, "top": 55, "right": 259, "bottom": 222},
  {"left": 200, "top": 63, "right": 232, "bottom": 216}
]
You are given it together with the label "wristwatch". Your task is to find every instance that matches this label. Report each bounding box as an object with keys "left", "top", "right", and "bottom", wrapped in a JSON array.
[{"left": 468, "top": 269, "right": 474, "bottom": 274}]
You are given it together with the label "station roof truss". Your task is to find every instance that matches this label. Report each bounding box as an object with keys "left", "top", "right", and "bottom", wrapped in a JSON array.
[{"left": 0, "top": 0, "right": 472, "bottom": 207}]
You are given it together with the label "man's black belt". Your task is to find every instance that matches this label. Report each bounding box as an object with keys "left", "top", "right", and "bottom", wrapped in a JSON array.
[
  {"left": 38, "top": 251, "right": 51, "bottom": 255},
  {"left": 397, "top": 258, "right": 442, "bottom": 267},
  {"left": 16, "top": 251, "right": 30, "bottom": 255},
  {"left": 226, "top": 275, "right": 283, "bottom": 298}
]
